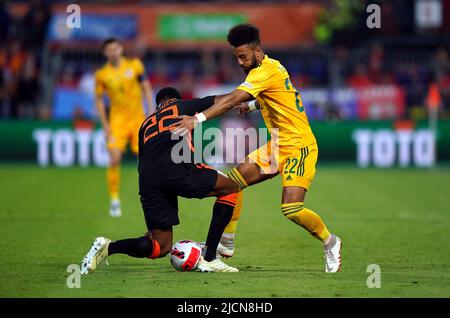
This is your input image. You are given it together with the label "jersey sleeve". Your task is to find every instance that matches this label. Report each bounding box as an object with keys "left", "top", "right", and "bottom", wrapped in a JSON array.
[
  {"left": 183, "top": 96, "right": 215, "bottom": 115},
  {"left": 94, "top": 71, "right": 104, "bottom": 97},
  {"left": 236, "top": 67, "right": 276, "bottom": 98},
  {"left": 134, "top": 58, "right": 146, "bottom": 82}
]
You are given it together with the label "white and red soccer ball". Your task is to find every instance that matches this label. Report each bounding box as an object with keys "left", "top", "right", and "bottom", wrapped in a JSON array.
[{"left": 170, "top": 240, "right": 202, "bottom": 271}]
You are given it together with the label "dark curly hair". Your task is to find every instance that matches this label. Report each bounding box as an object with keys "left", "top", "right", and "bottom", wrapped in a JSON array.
[
  {"left": 227, "top": 23, "right": 260, "bottom": 47},
  {"left": 155, "top": 87, "right": 181, "bottom": 106}
]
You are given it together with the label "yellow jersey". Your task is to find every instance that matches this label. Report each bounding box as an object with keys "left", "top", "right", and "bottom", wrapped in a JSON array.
[
  {"left": 237, "top": 55, "right": 316, "bottom": 148},
  {"left": 95, "top": 57, "right": 146, "bottom": 119}
]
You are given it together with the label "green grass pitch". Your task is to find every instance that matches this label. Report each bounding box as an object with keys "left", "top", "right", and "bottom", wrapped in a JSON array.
[{"left": 1, "top": 163, "right": 450, "bottom": 297}]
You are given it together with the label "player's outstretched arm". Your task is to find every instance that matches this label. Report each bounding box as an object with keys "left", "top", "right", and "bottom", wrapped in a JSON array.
[
  {"left": 234, "top": 99, "right": 260, "bottom": 114},
  {"left": 170, "top": 89, "right": 252, "bottom": 135},
  {"left": 95, "top": 95, "right": 110, "bottom": 140},
  {"left": 141, "top": 79, "right": 154, "bottom": 114},
  {"left": 206, "top": 89, "right": 253, "bottom": 119}
]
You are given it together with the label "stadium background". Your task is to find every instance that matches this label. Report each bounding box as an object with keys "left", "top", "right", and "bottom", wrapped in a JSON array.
[{"left": 0, "top": 0, "right": 449, "bottom": 298}]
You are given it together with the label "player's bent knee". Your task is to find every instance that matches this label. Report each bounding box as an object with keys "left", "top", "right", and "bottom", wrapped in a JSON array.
[
  {"left": 227, "top": 167, "right": 248, "bottom": 190},
  {"left": 282, "top": 187, "right": 307, "bottom": 204},
  {"left": 222, "top": 181, "right": 239, "bottom": 196},
  {"left": 110, "top": 158, "right": 121, "bottom": 166},
  {"left": 281, "top": 202, "right": 304, "bottom": 221},
  {"left": 214, "top": 173, "right": 240, "bottom": 197}
]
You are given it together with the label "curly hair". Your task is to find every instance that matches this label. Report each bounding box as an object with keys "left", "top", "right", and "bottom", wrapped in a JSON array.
[
  {"left": 227, "top": 23, "right": 261, "bottom": 47},
  {"left": 155, "top": 87, "right": 181, "bottom": 107}
]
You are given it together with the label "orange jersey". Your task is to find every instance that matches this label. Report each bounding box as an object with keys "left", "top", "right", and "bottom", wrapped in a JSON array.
[
  {"left": 95, "top": 57, "right": 146, "bottom": 119},
  {"left": 237, "top": 55, "right": 316, "bottom": 148}
]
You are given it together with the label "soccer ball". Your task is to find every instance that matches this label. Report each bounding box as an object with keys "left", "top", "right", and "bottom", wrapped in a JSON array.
[{"left": 170, "top": 240, "right": 203, "bottom": 271}]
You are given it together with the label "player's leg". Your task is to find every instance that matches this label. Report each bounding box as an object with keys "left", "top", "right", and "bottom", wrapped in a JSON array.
[
  {"left": 201, "top": 172, "right": 238, "bottom": 260},
  {"left": 107, "top": 148, "right": 123, "bottom": 217},
  {"left": 133, "top": 185, "right": 180, "bottom": 259},
  {"left": 130, "top": 115, "right": 144, "bottom": 156},
  {"left": 199, "top": 172, "right": 239, "bottom": 272},
  {"left": 282, "top": 186, "right": 330, "bottom": 241},
  {"left": 107, "top": 227, "right": 172, "bottom": 258},
  {"left": 280, "top": 143, "right": 342, "bottom": 273},
  {"left": 106, "top": 120, "right": 127, "bottom": 217},
  {"left": 81, "top": 187, "right": 178, "bottom": 274},
  {"left": 176, "top": 165, "right": 238, "bottom": 272},
  {"left": 178, "top": 165, "right": 237, "bottom": 261},
  {"left": 104, "top": 160, "right": 177, "bottom": 260},
  {"left": 222, "top": 143, "right": 279, "bottom": 256},
  {"left": 219, "top": 191, "right": 242, "bottom": 257},
  {"left": 228, "top": 156, "right": 279, "bottom": 189},
  {"left": 80, "top": 228, "right": 171, "bottom": 275}
]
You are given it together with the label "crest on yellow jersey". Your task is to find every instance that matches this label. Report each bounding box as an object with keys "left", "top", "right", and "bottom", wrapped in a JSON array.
[{"left": 124, "top": 69, "right": 134, "bottom": 79}]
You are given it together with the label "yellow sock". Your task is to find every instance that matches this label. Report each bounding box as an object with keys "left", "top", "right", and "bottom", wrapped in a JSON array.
[
  {"left": 281, "top": 202, "right": 330, "bottom": 242},
  {"left": 224, "top": 191, "right": 243, "bottom": 234},
  {"left": 227, "top": 168, "right": 248, "bottom": 190},
  {"left": 107, "top": 165, "right": 120, "bottom": 200}
]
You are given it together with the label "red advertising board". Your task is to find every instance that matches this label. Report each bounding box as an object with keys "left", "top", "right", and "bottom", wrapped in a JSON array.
[{"left": 357, "top": 85, "right": 406, "bottom": 120}]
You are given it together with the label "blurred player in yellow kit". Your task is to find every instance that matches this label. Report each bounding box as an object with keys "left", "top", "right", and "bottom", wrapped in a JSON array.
[
  {"left": 172, "top": 24, "right": 342, "bottom": 272},
  {"left": 95, "top": 38, "right": 154, "bottom": 217}
]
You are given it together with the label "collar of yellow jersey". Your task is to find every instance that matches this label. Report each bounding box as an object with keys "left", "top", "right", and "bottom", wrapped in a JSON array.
[
  {"left": 107, "top": 57, "right": 125, "bottom": 68},
  {"left": 258, "top": 54, "right": 268, "bottom": 67}
]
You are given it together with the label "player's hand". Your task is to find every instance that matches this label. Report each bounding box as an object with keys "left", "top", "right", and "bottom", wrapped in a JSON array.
[
  {"left": 234, "top": 102, "right": 250, "bottom": 114},
  {"left": 170, "top": 115, "right": 199, "bottom": 137}
]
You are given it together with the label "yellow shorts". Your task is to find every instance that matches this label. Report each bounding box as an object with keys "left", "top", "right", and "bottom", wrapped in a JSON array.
[
  {"left": 248, "top": 141, "right": 318, "bottom": 190},
  {"left": 108, "top": 114, "right": 145, "bottom": 154}
]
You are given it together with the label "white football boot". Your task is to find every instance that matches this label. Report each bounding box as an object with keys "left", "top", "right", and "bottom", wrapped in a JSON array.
[
  {"left": 197, "top": 256, "right": 239, "bottom": 273},
  {"left": 109, "top": 199, "right": 122, "bottom": 217},
  {"left": 218, "top": 234, "right": 235, "bottom": 258},
  {"left": 217, "top": 242, "right": 234, "bottom": 258},
  {"left": 324, "top": 234, "right": 342, "bottom": 273},
  {"left": 197, "top": 242, "right": 234, "bottom": 259},
  {"left": 81, "top": 237, "right": 111, "bottom": 275}
]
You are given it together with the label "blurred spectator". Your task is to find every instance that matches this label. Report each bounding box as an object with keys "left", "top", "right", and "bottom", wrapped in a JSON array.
[
  {"left": 291, "top": 73, "right": 310, "bottom": 89},
  {"left": 330, "top": 45, "right": 350, "bottom": 87},
  {"left": 325, "top": 101, "right": 342, "bottom": 122},
  {"left": 21, "top": 0, "right": 51, "bottom": 52},
  {"left": 437, "top": 71, "right": 450, "bottom": 114},
  {"left": 0, "top": 67, "right": 6, "bottom": 118},
  {"left": 396, "top": 64, "right": 428, "bottom": 115},
  {"left": 7, "top": 38, "right": 28, "bottom": 78},
  {"left": 78, "top": 69, "right": 96, "bottom": 97},
  {"left": 37, "top": 103, "right": 51, "bottom": 121},
  {"left": 150, "top": 67, "right": 170, "bottom": 89},
  {"left": 10, "top": 55, "right": 39, "bottom": 118},
  {"left": 200, "top": 73, "right": 220, "bottom": 87},
  {"left": 58, "top": 65, "right": 78, "bottom": 89},
  {"left": 177, "top": 70, "right": 195, "bottom": 100},
  {"left": 368, "top": 43, "right": 384, "bottom": 83},
  {"left": 347, "top": 64, "right": 372, "bottom": 88},
  {"left": 433, "top": 48, "right": 450, "bottom": 78},
  {"left": 0, "top": 0, "right": 448, "bottom": 121},
  {"left": 0, "top": 0, "right": 11, "bottom": 45}
]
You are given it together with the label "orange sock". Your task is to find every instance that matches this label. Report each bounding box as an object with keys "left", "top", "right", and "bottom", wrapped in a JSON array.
[{"left": 149, "top": 239, "right": 161, "bottom": 259}]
